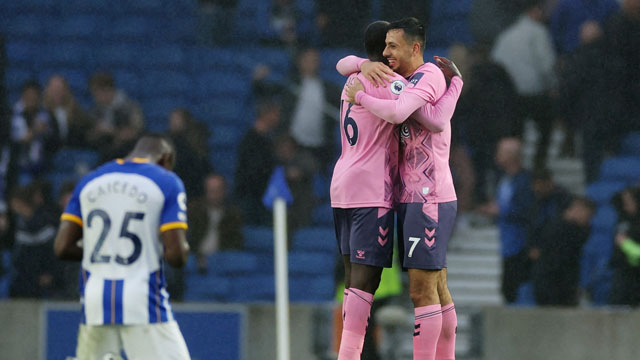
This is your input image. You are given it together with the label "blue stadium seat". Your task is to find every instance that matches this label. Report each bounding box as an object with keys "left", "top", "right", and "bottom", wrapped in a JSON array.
[
  {"left": 0, "top": 0, "right": 54, "bottom": 13},
  {"left": 209, "top": 150, "right": 237, "bottom": 185},
  {"left": 197, "top": 71, "right": 250, "bottom": 98},
  {"left": 141, "top": 71, "right": 192, "bottom": 97},
  {"left": 586, "top": 180, "right": 626, "bottom": 205},
  {"left": 96, "top": 44, "right": 142, "bottom": 69},
  {"left": 4, "top": 67, "right": 33, "bottom": 92},
  {"left": 162, "top": 0, "right": 198, "bottom": 17},
  {"left": 312, "top": 173, "right": 330, "bottom": 200},
  {"left": 51, "top": 148, "right": 100, "bottom": 175},
  {"left": 293, "top": 227, "right": 337, "bottom": 253},
  {"left": 113, "top": 70, "right": 141, "bottom": 95},
  {"left": 208, "top": 251, "right": 259, "bottom": 276},
  {"left": 513, "top": 282, "right": 536, "bottom": 306},
  {"left": 138, "top": 45, "right": 186, "bottom": 70},
  {"left": 620, "top": 132, "right": 640, "bottom": 156},
  {"left": 3, "top": 15, "right": 45, "bottom": 39},
  {"left": 229, "top": 275, "right": 275, "bottom": 302},
  {"left": 189, "top": 47, "right": 242, "bottom": 73},
  {"left": 142, "top": 96, "right": 189, "bottom": 131},
  {"left": 209, "top": 125, "right": 245, "bottom": 149},
  {"left": 106, "top": 16, "right": 156, "bottom": 41},
  {"left": 289, "top": 275, "right": 334, "bottom": 302},
  {"left": 591, "top": 205, "right": 618, "bottom": 233},
  {"left": 49, "top": 15, "right": 107, "bottom": 41},
  {"left": 40, "top": 42, "right": 92, "bottom": 67},
  {"left": 245, "top": 48, "right": 291, "bottom": 77},
  {"left": 312, "top": 204, "right": 333, "bottom": 227},
  {"left": 185, "top": 273, "right": 231, "bottom": 302},
  {"left": 234, "top": 0, "right": 273, "bottom": 42},
  {"left": 158, "top": 17, "right": 197, "bottom": 43},
  {"left": 243, "top": 226, "right": 274, "bottom": 252},
  {"left": 0, "top": 250, "right": 11, "bottom": 299},
  {"left": 431, "top": 0, "right": 473, "bottom": 17},
  {"left": 5, "top": 41, "right": 37, "bottom": 66},
  {"left": 599, "top": 156, "right": 640, "bottom": 182},
  {"left": 288, "top": 251, "right": 336, "bottom": 276},
  {"left": 193, "top": 97, "right": 251, "bottom": 126},
  {"left": 56, "top": 0, "right": 112, "bottom": 15},
  {"left": 123, "top": 0, "right": 164, "bottom": 15}
]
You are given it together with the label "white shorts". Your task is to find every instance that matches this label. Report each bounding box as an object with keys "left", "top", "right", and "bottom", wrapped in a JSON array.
[{"left": 75, "top": 321, "right": 190, "bottom": 360}]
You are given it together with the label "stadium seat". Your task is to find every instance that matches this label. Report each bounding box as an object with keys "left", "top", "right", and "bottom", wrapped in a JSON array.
[
  {"left": 0, "top": 250, "right": 11, "bottom": 299},
  {"left": 189, "top": 47, "right": 242, "bottom": 73},
  {"left": 113, "top": 70, "right": 141, "bottom": 95},
  {"left": 142, "top": 96, "right": 190, "bottom": 123},
  {"left": 141, "top": 71, "right": 192, "bottom": 97},
  {"left": 193, "top": 97, "right": 251, "bottom": 126},
  {"left": 208, "top": 251, "right": 259, "bottom": 276},
  {"left": 4, "top": 67, "right": 33, "bottom": 92},
  {"left": 312, "top": 174, "right": 330, "bottom": 200},
  {"left": 228, "top": 275, "right": 275, "bottom": 302},
  {"left": 106, "top": 17, "right": 156, "bottom": 42},
  {"left": 288, "top": 251, "right": 336, "bottom": 276},
  {"left": 51, "top": 148, "right": 100, "bottom": 175},
  {"left": 431, "top": 0, "right": 473, "bottom": 17},
  {"left": 3, "top": 15, "right": 45, "bottom": 39},
  {"left": 513, "top": 282, "right": 536, "bottom": 306},
  {"left": 5, "top": 41, "right": 37, "bottom": 66},
  {"left": 123, "top": 0, "right": 164, "bottom": 15},
  {"left": 96, "top": 44, "right": 141, "bottom": 69},
  {"left": 0, "top": 0, "right": 54, "bottom": 13},
  {"left": 311, "top": 204, "right": 333, "bottom": 226},
  {"left": 208, "top": 125, "right": 245, "bottom": 149},
  {"left": 138, "top": 45, "right": 186, "bottom": 70},
  {"left": 599, "top": 156, "right": 640, "bottom": 182},
  {"left": 49, "top": 15, "right": 107, "bottom": 41},
  {"left": 40, "top": 42, "right": 92, "bottom": 67},
  {"left": 56, "top": 0, "right": 112, "bottom": 15},
  {"left": 197, "top": 71, "right": 250, "bottom": 98},
  {"left": 620, "top": 132, "right": 640, "bottom": 156},
  {"left": 591, "top": 205, "right": 618, "bottom": 233},
  {"left": 289, "top": 275, "right": 334, "bottom": 302},
  {"left": 586, "top": 180, "right": 626, "bottom": 205},
  {"left": 243, "top": 226, "right": 274, "bottom": 252},
  {"left": 292, "top": 227, "right": 337, "bottom": 253},
  {"left": 185, "top": 273, "right": 231, "bottom": 302}
]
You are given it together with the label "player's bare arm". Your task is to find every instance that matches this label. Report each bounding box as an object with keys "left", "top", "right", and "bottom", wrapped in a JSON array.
[
  {"left": 54, "top": 220, "right": 83, "bottom": 261},
  {"left": 161, "top": 228, "right": 190, "bottom": 267}
]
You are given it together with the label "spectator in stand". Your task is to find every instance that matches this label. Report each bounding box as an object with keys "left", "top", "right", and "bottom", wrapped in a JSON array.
[
  {"left": 188, "top": 174, "right": 243, "bottom": 273},
  {"left": 11, "top": 80, "right": 58, "bottom": 181},
  {"left": 609, "top": 186, "right": 640, "bottom": 306},
  {"left": 253, "top": 48, "right": 340, "bottom": 173},
  {"left": 529, "top": 168, "right": 572, "bottom": 242},
  {"left": 275, "top": 133, "right": 318, "bottom": 231},
  {"left": 479, "top": 138, "right": 534, "bottom": 304},
  {"left": 530, "top": 196, "right": 595, "bottom": 306},
  {"left": 550, "top": 0, "right": 619, "bottom": 54},
  {"left": 43, "top": 75, "right": 91, "bottom": 148},
  {"left": 268, "top": 0, "right": 299, "bottom": 46},
  {"left": 197, "top": 0, "right": 238, "bottom": 45},
  {"left": 87, "top": 72, "right": 144, "bottom": 162},
  {"left": 558, "top": 21, "right": 627, "bottom": 182},
  {"left": 8, "top": 183, "right": 61, "bottom": 298},
  {"left": 234, "top": 99, "right": 280, "bottom": 225},
  {"left": 316, "top": 0, "right": 371, "bottom": 48},
  {"left": 470, "top": 0, "right": 521, "bottom": 46},
  {"left": 603, "top": 0, "right": 640, "bottom": 133},
  {"left": 491, "top": 0, "right": 557, "bottom": 168},
  {"left": 168, "top": 108, "right": 212, "bottom": 199},
  {"left": 453, "top": 44, "right": 518, "bottom": 205}
]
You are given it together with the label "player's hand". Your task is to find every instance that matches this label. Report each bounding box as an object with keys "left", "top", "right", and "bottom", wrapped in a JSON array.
[
  {"left": 615, "top": 233, "right": 627, "bottom": 246},
  {"left": 361, "top": 60, "right": 394, "bottom": 87},
  {"left": 345, "top": 78, "right": 365, "bottom": 104},
  {"left": 434, "top": 56, "right": 462, "bottom": 80}
]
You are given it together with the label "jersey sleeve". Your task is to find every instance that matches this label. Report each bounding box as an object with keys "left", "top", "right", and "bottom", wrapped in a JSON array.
[
  {"left": 411, "top": 76, "right": 464, "bottom": 133},
  {"left": 61, "top": 185, "right": 83, "bottom": 226},
  {"left": 159, "top": 175, "right": 188, "bottom": 232},
  {"left": 403, "top": 64, "right": 447, "bottom": 103},
  {"left": 336, "top": 55, "right": 368, "bottom": 76}
]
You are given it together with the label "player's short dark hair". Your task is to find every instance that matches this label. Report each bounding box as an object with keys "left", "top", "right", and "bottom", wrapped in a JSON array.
[
  {"left": 21, "top": 79, "right": 41, "bottom": 94},
  {"left": 89, "top": 72, "right": 115, "bottom": 90},
  {"left": 364, "top": 20, "right": 390, "bottom": 63},
  {"left": 519, "top": 0, "right": 544, "bottom": 12},
  {"left": 388, "top": 17, "right": 426, "bottom": 51}
]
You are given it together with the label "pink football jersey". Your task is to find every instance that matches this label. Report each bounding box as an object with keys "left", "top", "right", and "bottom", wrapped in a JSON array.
[
  {"left": 397, "top": 62, "right": 457, "bottom": 204},
  {"left": 330, "top": 72, "right": 408, "bottom": 209}
]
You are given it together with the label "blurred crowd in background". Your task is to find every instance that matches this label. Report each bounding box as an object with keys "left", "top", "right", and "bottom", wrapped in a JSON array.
[{"left": 0, "top": 0, "right": 639, "bottom": 315}]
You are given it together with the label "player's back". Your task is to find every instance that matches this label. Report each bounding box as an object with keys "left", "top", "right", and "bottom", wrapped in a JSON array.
[
  {"left": 64, "top": 159, "right": 187, "bottom": 325},
  {"left": 330, "top": 72, "right": 408, "bottom": 209}
]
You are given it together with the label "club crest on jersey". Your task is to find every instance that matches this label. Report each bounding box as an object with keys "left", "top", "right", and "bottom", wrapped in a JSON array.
[
  {"left": 401, "top": 124, "right": 410, "bottom": 138},
  {"left": 390, "top": 80, "right": 405, "bottom": 95}
]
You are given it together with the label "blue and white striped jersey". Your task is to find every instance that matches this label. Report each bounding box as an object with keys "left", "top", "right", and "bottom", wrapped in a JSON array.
[{"left": 62, "top": 158, "right": 187, "bottom": 325}]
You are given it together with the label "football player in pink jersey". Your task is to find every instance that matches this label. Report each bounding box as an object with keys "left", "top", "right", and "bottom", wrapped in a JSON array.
[{"left": 341, "top": 17, "right": 464, "bottom": 360}]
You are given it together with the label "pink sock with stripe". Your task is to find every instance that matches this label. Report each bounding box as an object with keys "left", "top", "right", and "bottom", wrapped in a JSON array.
[
  {"left": 337, "top": 288, "right": 374, "bottom": 360},
  {"left": 413, "top": 304, "right": 442, "bottom": 360},
  {"left": 436, "top": 303, "right": 457, "bottom": 360}
]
